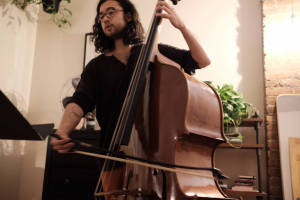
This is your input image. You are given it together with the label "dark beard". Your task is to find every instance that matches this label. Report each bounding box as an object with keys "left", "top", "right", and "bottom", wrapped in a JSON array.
[{"left": 106, "top": 25, "right": 126, "bottom": 40}]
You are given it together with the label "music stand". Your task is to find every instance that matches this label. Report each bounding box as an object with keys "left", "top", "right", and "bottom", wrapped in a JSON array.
[{"left": 0, "top": 90, "right": 54, "bottom": 140}]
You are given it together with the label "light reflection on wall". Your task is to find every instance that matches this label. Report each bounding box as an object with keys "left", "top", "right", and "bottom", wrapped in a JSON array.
[
  {"left": 0, "top": 91, "right": 28, "bottom": 157},
  {"left": 265, "top": 18, "right": 300, "bottom": 54},
  {"left": 0, "top": 140, "right": 25, "bottom": 156},
  {"left": 20, "top": 140, "right": 25, "bottom": 155},
  {"left": 0, "top": 140, "right": 13, "bottom": 156}
]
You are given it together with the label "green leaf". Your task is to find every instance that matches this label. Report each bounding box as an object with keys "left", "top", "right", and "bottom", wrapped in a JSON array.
[
  {"left": 231, "top": 111, "right": 240, "bottom": 118},
  {"left": 236, "top": 117, "right": 242, "bottom": 126},
  {"left": 234, "top": 98, "right": 243, "bottom": 103},
  {"left": 240, "top": 93, "right": 244, "bottom": 100},
  {"left": 221, "top": 94, "right": 231, "bottom": 101},
  {"left": 224, "top": 116, "right": 234, "bottom": 125},
  {"left": 64, "top": 8, "right": 72, "bottom": 16},
  {"left": 226, "top": 91, "right": 237, "bottom": 97},
  {"left": 46, "top": 6, "right": 53, "bottom": 11},
  {"left": 60, "top": 19, "right": 67, "bottom": 24},
  {"left": 243, "top": 102, "right": 252, "bottom": 107},
  {"left": 225, "top": 104, "right": 233, "bottom": 112},
  {"left": 219, "top": 84, "right": 227, "bottom": 92},
  {"left": 237, "top": 103, "right": 245, "bottom": 109},
  {"left": 228, "top": 100, "right": 238, "bottom": 106},
  {"left": 231, "top": 95, "right": 240, "bottom": 99},
  {"left": 52, "top": 13, "right": 56, "bottom": 22}
]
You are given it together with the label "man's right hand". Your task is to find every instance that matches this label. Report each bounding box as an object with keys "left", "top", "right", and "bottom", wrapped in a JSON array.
[
  {"left": 51, "top": 103, "right": 84, "bottom": 153},
  {"left": 50, "top": 131, "right": 75, "bottom": 154}
]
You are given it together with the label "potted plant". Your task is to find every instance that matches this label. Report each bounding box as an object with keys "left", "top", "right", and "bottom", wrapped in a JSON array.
[
  {"left": 11, "top": 0, "right": 72, "bottom": 29},
  {"left": 205, "top": 81, "right": 256, "bottom": 148},
  {"left": 42, "top": 0, "right": 61, "bottom": 13},
  {"left": 85, "top": 109, "right": 96, "bottom": 130}
]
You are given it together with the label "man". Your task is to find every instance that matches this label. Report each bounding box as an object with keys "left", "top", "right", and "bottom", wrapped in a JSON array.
[{"left": 51, "top": 0, "right": 211, "bottom": 155}]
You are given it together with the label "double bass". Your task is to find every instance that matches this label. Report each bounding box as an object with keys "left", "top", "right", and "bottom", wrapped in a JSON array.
[{"left": 57, "top": 0, "right": 241, "bottom": 199}]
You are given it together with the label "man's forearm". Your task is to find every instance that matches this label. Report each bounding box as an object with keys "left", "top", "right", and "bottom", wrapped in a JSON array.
[
  {"left": 179, "top": 26, "right": 211, "bottom": 68},
  {"left": 56, "top": 103, "right": 84, "bottom": 135}
]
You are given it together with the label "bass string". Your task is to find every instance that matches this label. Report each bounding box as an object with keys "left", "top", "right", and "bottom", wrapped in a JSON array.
[
  {"left": 99, "top": 3, "right": 160, "bottom": 192},
  {"left": 99, "top": 44, "right": 147, "bottom": 193},
  {"left": 103, "top": 47, "right": 151, "bottom": 191},
  {"left": 103, "top": 27, "right": 160, "bottom": 189}
]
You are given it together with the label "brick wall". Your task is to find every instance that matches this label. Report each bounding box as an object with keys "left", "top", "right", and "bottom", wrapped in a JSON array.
[{"left": 262, "top": 0, "right": 300, "bottom": 199}]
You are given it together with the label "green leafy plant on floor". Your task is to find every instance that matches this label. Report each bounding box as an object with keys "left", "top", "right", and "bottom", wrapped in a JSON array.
[
  {"left": 205, "top": 81, "right": 256, "bottom": 148},
  {"left": 11, "top": 0, "right": 72, "bottom": 30}
]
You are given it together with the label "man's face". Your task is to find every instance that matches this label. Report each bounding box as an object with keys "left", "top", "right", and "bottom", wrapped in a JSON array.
[{"left": 99, "top": 0, "right": 130, "bottom": 39}]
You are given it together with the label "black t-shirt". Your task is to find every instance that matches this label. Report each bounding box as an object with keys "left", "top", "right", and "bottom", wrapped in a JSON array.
[{"left": 68, "top": 43, "right": 200, "bottom": 151}]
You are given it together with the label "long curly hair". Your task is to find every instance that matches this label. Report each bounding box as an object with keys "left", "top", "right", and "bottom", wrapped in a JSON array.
[{"left": 90, "top": 0, "right": 145, "bottom": 54}]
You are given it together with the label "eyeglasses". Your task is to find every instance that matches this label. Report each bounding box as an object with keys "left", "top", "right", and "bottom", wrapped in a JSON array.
[{"left": 98, "top": 8, "right": 123, "bottom": 23}]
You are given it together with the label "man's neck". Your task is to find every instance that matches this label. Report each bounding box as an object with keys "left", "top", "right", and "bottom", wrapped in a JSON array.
[{"left": 112, "top": 38, "right": 131, "bottom": 54}]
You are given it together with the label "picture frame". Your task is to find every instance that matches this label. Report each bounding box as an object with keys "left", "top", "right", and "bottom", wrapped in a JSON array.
[{"left": 83, "top": 33, "right": 100, "bottom": 69}]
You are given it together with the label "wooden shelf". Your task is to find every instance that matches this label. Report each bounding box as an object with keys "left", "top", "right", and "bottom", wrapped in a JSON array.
[
  {"left": 221, "top": 117, "right": 266, "bottom": 199},
  {"left": 229, "top": 118, "right": 263, "bottom": 127},
  {"left": 218, "top": 143, "right": 265, "bottom": 149},
  {"left": 223, "top": 190, "right": 267, "bottom": 197}
]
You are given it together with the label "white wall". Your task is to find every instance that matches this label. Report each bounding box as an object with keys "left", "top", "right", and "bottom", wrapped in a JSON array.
[
  {"left": 18, "top": 1, "right": 99, "bottom": 199},
  {"left": 17, "top": 0, "right": 265, "bottom": 199},
  {"left": 0, "top": 1, "right": 39, "bottom": 200}
]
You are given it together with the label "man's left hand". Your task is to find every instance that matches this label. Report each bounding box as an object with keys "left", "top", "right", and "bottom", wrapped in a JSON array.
[{"left": 155, "top": 1, "right": 186, "bottom": 31}]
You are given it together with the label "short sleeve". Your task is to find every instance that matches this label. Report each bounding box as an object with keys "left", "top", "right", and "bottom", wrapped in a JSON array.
[
  {"left": 158, "top": 43, "right": 200, "bottom": 75},
  {"left": 67, "top": 61, "right": 96, "bottom": 115}
]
